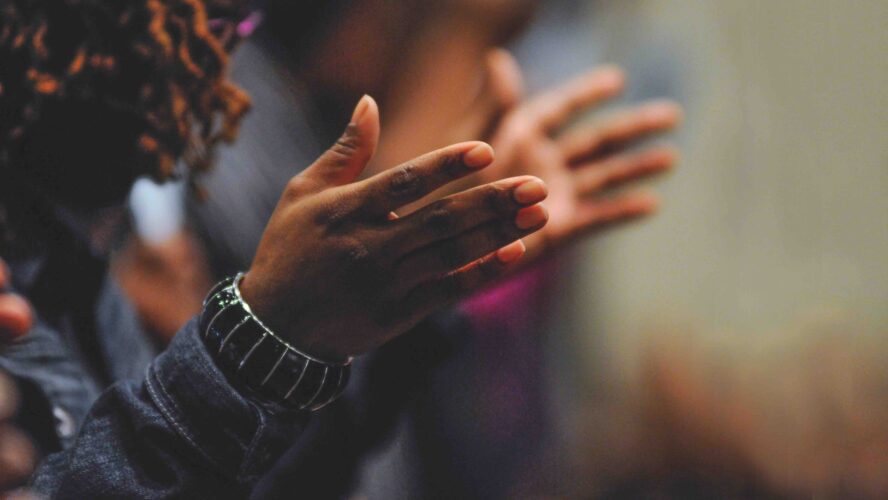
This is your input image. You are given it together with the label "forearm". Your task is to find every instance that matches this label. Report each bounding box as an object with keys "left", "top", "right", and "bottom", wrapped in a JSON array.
[{"left": 30, "top": 318, "right": 307, "bottom": 499}]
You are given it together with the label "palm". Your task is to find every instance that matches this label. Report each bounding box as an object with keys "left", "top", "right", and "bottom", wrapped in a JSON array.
[{"left": 479, "top": 62, "right": 681, "bottom": 262}]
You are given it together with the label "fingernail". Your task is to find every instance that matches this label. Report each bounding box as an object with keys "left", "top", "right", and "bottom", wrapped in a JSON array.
[
  {"left": 496, "top": 240, "right": 526, "bottom": 263},
  {"left": 515, "top": 204, "right": 548, "bottom": 230},
  {"left": 643, "top": 101, "right": 681, "bottom": 122},
  {"left": 513, "top": 179, "right": 548, "bottom": 204},
  {"left": 463, "top": 143, "right": 494, "bottom": 169},
  {"left": 351, "top": 95, "right": 371, "bottom": 124}
]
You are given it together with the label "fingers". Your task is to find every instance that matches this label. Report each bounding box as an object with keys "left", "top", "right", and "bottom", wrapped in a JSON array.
[
  {"left": 0, "top": 424, "right": 35, "bottom": 491},
  {"left": 392, "top": 176, "right": 547, "bottom": 254},
  {"left": 0, "top": 295, "right": 32, "bottom": 343},
  {"left": 560, "top": 100, "right": 682, "bottom": 163},
  {"left": 400, "top": 240, "right": 527, "bottom": 322},
  {"left": 528, "top": 65, "right": 625, "bottom": 131},
  {"left": 394, "top": 204, "right": 547, "bottom": 290},
  {"left": 346, "top": 141, "right": 496, "bottom": 218},
  {"left": 575, "top": 146, "right": 677, "bottom": 196},
  {"left": 569, "top": 190, "right": 660, "bottom": 240},
  {"left": 301, "top": 95, "right": 381, "bottom": 188}
]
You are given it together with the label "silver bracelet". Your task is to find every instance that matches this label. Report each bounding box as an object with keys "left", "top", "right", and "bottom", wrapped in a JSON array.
[{"left": 200, "top": 273, "right": 351, "bottom": 412}]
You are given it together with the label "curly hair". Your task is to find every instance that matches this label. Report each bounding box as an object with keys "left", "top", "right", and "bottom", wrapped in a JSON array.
[{"left": 0, "top": 0, "right": 251, "bottom": 180}]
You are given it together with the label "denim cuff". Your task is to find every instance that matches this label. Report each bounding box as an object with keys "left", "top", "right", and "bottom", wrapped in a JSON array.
[{"left": 146, "top": 318, "right": 308, "bottom": 483}]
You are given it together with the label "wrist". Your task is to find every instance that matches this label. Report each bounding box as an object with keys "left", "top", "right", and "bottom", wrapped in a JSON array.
[
  {"left": 238, "top": 271, "right": 351, "bottom": 362},
  {"left": 200, "top": 274, "right": 352, "bottom": 412}
]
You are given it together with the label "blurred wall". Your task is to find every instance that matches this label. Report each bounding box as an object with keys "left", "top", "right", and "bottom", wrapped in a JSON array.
[
  {"left": 510, "top": 2, "right": 888, "bottom": 494},
  {"left": 558, "top": 0, "right": 888, "bottom": 380}
]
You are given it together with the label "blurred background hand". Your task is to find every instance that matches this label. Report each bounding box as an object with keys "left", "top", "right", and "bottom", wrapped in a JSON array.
[
  {"left": 0, "top": 261, "right": 32, "bottom": 345},
  {"left": 475, "top": 57, "right": 681, "bottom": 261},
  {"left": 0, "top": 373, "right": 35, "bottom": 493},
  {"left": 383, "top": 50, "right": 680, "bottom": 266},
  {"left": 0, "top": 259, "right": 36, "bottom": 494}
]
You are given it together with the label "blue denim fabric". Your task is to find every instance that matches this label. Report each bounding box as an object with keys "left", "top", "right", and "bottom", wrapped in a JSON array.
[
  {"left": 31, "top": 320, "right": 307, "bottom": 499},
  {"left": 1, "top": 250, "right": 307, "bottom": 498}
]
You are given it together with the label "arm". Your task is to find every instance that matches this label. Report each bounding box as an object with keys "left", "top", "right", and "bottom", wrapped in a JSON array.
[
  {"left": 31, "top": 319, "right": 306, "bottom": 499},
  {"left": 29, "top": 95, "right": 550, "bottom": 497}
]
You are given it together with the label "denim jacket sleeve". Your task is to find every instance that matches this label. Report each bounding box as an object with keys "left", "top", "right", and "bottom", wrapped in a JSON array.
[{"left": 30, "top": 317, "right": 309, "bottom": 499}]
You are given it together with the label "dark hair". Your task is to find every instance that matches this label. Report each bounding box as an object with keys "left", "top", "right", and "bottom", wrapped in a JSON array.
[{"left": 0, "top": 0, "right": 251, "bottom": 181}]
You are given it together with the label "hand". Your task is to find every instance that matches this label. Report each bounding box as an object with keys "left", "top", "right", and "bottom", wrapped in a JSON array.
[
  {"left": 0, "top": 261, "right": 32, "bottom": 345},
  {"left": 240, "top": 96, "right": 549, "bottom": 360},
  {"left": 0, "top": 374, "right": 35, "bottom": 492},
  {"left": 113, "top": 231, "right": 212, "bottom": 344},
  {"left": 0, "top": 261, "right": 35, "bottom": 492},
  {"left": 471, "top": 53, "right": 682, "bottom": 261}
]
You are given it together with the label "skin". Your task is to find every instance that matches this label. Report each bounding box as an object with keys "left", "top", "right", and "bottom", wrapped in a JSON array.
[
  {"left": 117, "top": 0, "right": 681, "bottom": 342},
  {"left": 472, "top": 58, "right": 682, "bottom": 261},
  {"left": 363, "top": 15, "right": 682, "bottom": 265},
  {"left": 0, "top": 3, "right": 548, "bottom": 487},
  {"left": 0, "top": 262, "right": 31, "bottom": 344},
  {"left": 240, "top": 96, "right": 549, "bottom": 360},
  {"left": 0, "top": 89, "right": 550, "bottom": 494},
  {"left": 0, "top": 263, "right": 36, "bottom": 492},
  {"left": 112, "top": 232, "right": 212, "bottom": 339},
  {"left": 0, "top": 374, "right": 34, "bottom": 492},
  {"left": 7, "top": 96, "right": 552, "bottom": 363}
]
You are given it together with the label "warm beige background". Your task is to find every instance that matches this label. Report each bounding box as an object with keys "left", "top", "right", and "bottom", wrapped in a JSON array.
[
  {"left": 523, "top": 2, "right": 888, "bottom": 493},
  {"left": 549, "top": 0, "right": 888, "bottom": 380}
]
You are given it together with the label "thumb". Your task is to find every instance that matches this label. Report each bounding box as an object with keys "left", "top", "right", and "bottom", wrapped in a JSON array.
[
  {"left": 485, "top": 48, "right": 524, "bottom": 113},
  {"left": 454, "top": 49, "right": 525, "bottom": 142},
  {"left": 304, "top": 95, "right": 381, "bottom": 187}
]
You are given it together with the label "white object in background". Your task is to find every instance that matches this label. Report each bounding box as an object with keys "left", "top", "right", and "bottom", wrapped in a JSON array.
[{"left": 129, "top": 177, "right": 186, "bottom": 245}]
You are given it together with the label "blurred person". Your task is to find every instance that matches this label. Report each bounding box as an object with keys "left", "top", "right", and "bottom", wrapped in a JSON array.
[
  {"left": 0, "top": 1, "right": 548, "bottom": 497},
  {"left": 0, "top": 261, "right": 36, "bottom": 495},
  {"left": 129, "top": 0, "right": 680, "bottom": 497},
  {"left": 192, "top": 0, "right": 680, "bottom": 280}
]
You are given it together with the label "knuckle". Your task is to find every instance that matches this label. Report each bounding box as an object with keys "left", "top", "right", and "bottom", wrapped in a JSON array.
[
  {"left": 284, "top": 176, "right": 309, "bottom": 200},
  {"left": 336, "top": 234, "right": 388, "bottom": 285},
  {"left": 338, "top": 235, "right": 372, "bottom": 265},
  {"left": 439, "top": 153, "right": 466, "bottom": 179},
  {"left": 313, "top": 196, "right": 352, "bottom": 228},
  {"left": 482, "top": 184, "right": 511, "bottom": 213},
  {"left": 423, "top": 200, "right": 456, "bottom": 235},
  {"left": 388, "top": 163, "right": 425, "bottom": 198}
]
